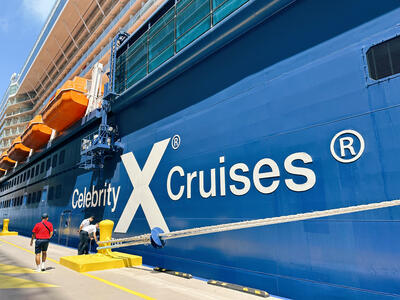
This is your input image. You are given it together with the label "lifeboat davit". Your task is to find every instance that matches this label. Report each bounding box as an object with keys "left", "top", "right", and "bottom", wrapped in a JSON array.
[
  {"left": 21, "top": 115, "right": 52, "bottom": 150},
  {"left": 0, "top": 152, "right": 16, "bottom": 170},
  {"left": 42, "top": 77, "right": 89, "bottom": 132},
  {"left": 8, "top": 137, "right": 31, "bottom": 162}
]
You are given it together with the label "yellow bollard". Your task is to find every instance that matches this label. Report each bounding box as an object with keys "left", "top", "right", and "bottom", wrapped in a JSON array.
[
  {"left": 2, "top": 219, "right": 9, "bottom": 233},
  {"left": 59, "top": 218, "right": 141, "bottom": 272},
  {"left": 98, "top": 219, "right": 114, "bottom": 255},
  {"left": 0, "top": 219, "right": 18, "bottom": 236}
]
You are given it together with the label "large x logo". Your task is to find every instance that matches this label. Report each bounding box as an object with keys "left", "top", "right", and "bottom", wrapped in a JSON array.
[{"left": 114, "top": 139, "right": 170, "bottom": 233}]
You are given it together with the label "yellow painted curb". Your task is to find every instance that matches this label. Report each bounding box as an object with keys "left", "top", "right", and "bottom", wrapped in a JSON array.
[
  {"left": 0, "top": 232, "right": 18, "bottom": 236},
  {"left": 59, "top": 252, "right": 142, "bottom": 272}
]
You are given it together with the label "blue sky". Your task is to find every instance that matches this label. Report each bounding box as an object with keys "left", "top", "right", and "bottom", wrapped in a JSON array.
[{"left": 0, "top": 0, "right": 56, "bottom": 98}]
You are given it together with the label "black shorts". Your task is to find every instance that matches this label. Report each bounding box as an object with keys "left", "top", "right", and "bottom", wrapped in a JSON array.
[{"left": 35, "top": 239, "right": 49, "bottom": 254}]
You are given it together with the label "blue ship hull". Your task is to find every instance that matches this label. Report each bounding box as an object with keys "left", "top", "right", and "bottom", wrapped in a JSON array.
[{"left": 2, "top": 0, "right": 400, "bottom": 298}]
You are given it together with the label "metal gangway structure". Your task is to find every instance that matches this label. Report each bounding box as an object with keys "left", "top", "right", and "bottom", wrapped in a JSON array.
[{"left": 79, "top": 62, "right": 123, "bottom": 170}]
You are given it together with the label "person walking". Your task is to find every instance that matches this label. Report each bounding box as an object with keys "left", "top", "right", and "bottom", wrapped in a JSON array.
[
  {"left": 30, "top": 213, "right": 53, "bottom": 272},
  {"left": 78, "top": 216, "right": 94, "bottom": 255}
]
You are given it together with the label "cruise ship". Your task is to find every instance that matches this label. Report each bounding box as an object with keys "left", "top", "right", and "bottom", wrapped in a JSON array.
[{"left": 1, "top": 0, "right": 400, "bottom": 299}]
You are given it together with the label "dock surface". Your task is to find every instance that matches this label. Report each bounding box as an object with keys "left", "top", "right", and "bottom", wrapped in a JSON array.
[{"left": 0, "top": 235, "right": 284, "bottom": 300}]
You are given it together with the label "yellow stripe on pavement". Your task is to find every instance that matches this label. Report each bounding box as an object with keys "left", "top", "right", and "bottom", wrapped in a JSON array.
[
  {"left": 0, "top": 274, "right": 57, "bottom": 289},
  {"left": 83, "top": 273, "right": 155, "bottom": 300},
  {"left": 0, "top": 238, "right": 155, "bottom": 300},
  {"left": 0, "top": 238, "right": 59, "bottom": 264},
  {"left": 0, "top": 263, "right": 38, "bottom": 274}
]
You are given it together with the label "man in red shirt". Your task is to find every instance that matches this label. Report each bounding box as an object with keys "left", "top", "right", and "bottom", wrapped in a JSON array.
[{"left": 30, "top": 213, "right": 53, "bottom": 272}]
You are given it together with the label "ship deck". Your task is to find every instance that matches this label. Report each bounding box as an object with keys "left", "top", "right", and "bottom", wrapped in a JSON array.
[{"left": 0, "top": 235, "right": 285, "bottom": 300}]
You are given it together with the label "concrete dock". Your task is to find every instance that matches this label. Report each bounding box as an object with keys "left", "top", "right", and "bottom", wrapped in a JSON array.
[{"left": 0, "top": 235, "right": 285, "bottom": 300}]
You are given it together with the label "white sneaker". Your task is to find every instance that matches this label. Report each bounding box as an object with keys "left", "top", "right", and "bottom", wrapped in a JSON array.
[
  {"left": 41, "top": 263, "right": 45, "bottom": 271},
  {"left": 35, "top": 266, "right": 41, "bottom": 272}
]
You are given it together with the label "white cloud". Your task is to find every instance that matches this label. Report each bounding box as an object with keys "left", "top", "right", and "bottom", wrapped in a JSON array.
[{"left": 22, "top": 0, "right": 56, "bottom": 22}]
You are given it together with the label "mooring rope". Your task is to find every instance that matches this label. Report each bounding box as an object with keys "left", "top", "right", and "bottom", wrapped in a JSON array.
[{"left": 97, "top": 199, "right": 400, "bottom": 250}]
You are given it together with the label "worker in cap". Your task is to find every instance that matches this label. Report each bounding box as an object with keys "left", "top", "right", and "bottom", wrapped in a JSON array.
[{"left": 30, "top": 213, "right": 53, "bottom": 272}]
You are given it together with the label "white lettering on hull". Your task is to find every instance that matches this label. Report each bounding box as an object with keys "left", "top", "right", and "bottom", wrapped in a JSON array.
[
  {"left": 114, "top": 139, "right": 171, "bottom": 234},
  {"left": 72, "top": 183, "right": 121, "bottom": 212},
  {"left": 70, "top": 136, "right": 324, "bottom": 234},
  {"left": 167, "top": 152, "right": 316, "bottom": 201}
]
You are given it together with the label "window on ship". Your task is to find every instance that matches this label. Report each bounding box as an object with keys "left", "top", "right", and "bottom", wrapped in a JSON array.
[
  {"left": 59, "top": 150, "right": 65, "bottom": 165},
  {"left": 52, "top": 154, "right": 57, "bottom": 168},
  {"left": 367, "top": 35, "right": 400, "bottom": 80}
]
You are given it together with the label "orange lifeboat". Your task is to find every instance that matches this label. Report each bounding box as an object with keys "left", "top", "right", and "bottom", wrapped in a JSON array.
[
  {"left": 21, "top": 115, "right": 52, "bottom": 150},
  {"left": 8, "top": 137, "right": 31, "bottom": 162},
  {"left": 42, "top": 77, "right": 89, "bottom": 132},
  {"left": 0, "top": 152, "right": 16, "bottom": 170}
]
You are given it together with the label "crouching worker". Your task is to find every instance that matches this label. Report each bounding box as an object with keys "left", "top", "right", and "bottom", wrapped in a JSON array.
[
  {"left": 88, "top": 223, "right": 99, "bottom": 253},
  {"left": 30, "top": 213, "right": 53, "bottom": 272},
  {"left": 78, "top": 216, "right": 94, "bottom": 255},
  {"left": 78, "top": 223, "right": 99, "bottom": 254}
]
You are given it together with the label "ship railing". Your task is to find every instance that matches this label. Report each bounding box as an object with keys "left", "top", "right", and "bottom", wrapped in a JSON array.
[{"left": 80, "top": 125, "right": 112, "bottom": 154}]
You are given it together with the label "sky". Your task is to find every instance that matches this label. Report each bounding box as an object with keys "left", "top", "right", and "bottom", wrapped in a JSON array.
[{"left": 0, "top": 0, "right": 56, "bottom": 99}]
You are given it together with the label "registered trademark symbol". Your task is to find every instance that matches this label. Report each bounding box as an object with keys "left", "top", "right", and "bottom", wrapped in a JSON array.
[
  {"left": 330, "top": 129, "right": 365, "bottom": 163},
  {"left": 171, "top": 134, "right": 181, "bottom": 150}
]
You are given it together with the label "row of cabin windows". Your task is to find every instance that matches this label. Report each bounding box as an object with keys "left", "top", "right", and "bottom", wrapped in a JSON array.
[
  {"left": 0, "top": 184, "right": 63, "bottom": 209},
  {"left": 0, "top": 196, "right": 23, "bottom": 208},
  {"left": 27, "top": 190, "right": 42, "bottom": 204},
  {"left": 0, "top": 150, "right": 65, "bottom": 192}
]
